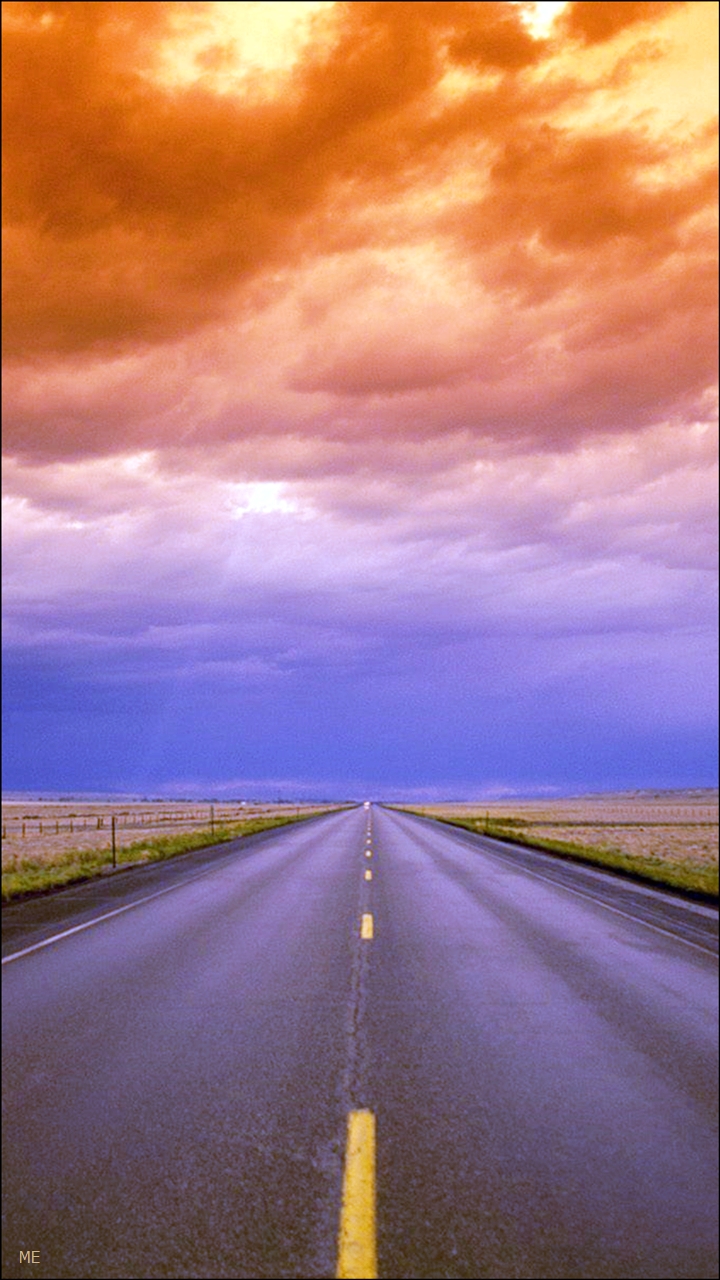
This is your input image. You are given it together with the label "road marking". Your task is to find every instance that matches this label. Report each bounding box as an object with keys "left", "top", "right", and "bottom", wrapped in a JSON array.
[
  {"left": 397, "top": 814, "right": 718, "bottom": 958},
  {"left": 336, "top": 1110, "right": 377, "bottom": 1280},
  {"left": 365, "top": 850, "right": 372, "bottom": 858},
  {"left": 1, "top": 866, "right": 223, "bottom": 965},
  {"left": 364, "top": 869, "right": 372, "bottom": 881},
  {"left": 361, "top": 913, "right": 374, "bottom": 939},
  {"left": 454, "top": 830, "right": 720, "bottom": 955},
  {"left": 522, "top": 874, "right": 720, "bottom": 957}
]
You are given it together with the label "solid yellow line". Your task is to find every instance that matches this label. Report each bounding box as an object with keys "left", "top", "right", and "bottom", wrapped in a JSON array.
[
  {"left": 361, "top": 913, "right": 374, "bottom": 939},
  {"left": 364, "top": 869, "right": 372, "bottom": 881},
  {"left": 336, "top": 1110, "right": 377, "bottom": 1279}
]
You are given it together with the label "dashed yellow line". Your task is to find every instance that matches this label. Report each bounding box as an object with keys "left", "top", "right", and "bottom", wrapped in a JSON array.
[
  {"left": 361, "top": 913, "right": 374, "bottom": 939},
  {"left": 364, "top": 869, "right": 372, "bottom": 881},
  {"left": 365, "top": 850, "right": 372, "bottom": 858},
  {"left": 336, "top": 1110, "right": 377, "bottom": 1279}
]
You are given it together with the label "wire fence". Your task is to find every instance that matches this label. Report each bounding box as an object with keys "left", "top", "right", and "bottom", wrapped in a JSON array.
[
  {"left": 1, "top": 802, "right": 329, "bottom": 880},
  {"left": 1, "top": 804, "right": 309, "bottom": 841}
]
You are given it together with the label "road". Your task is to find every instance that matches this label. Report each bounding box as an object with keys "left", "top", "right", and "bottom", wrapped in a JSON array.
[{"left": 2, "top": 805, "right": 718, "bottom": 1279}]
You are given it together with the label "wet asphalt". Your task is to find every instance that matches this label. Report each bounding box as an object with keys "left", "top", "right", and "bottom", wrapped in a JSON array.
[{"left": 2, "top": 805, "right": 718, "bottom": 1279}]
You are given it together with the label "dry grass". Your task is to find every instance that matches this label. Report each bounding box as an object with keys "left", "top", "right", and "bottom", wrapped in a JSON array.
[
  {"left": 1, "top": 801, "right": 340, "bottom": 899},
  {"left": 404, "top": 791, "right": 719, "bottom": 897},
  {"left": 1, "top": 801, "right": 324, "bottom": 870}
]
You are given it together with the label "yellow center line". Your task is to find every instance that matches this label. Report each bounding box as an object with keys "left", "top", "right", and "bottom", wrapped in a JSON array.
[
  {"left": 336, "top": 1110, "right": 377, "bottom": 1279},
  {"left": 361, "top": 912, "right": 374, "bottom": 939},
  {"left": 364, "top": 869, "right": 372, "bottom": 881},
  {"left": 365, "top": 850, "right": 372, "bottom": 858}
]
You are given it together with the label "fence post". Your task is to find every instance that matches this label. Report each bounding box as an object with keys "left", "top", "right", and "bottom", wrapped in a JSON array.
[
  {"left": 111, "top": 815, "right": 116, "bottom": 869},
  {"left": 210, "top": 804, "right": 215, "bottom": 834}
]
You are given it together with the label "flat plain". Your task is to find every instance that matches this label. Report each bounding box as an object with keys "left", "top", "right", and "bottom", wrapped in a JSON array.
[
  {"left": 407, "top": 789, "right": 719, "bottom": 896},
  {"left": 0, "top": 800, "right": 333, "bottom": 900}
]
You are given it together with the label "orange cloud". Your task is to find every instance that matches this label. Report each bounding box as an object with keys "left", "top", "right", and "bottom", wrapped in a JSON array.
[
  {"left": 559, "top": 1, "right": 685, "bottom": 46},
  {"left": 2, "top": 0, "right": 716, "bottom": 465}
]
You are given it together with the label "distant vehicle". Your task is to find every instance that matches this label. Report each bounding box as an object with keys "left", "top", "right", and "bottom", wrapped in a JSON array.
[{"left": 363, "top": 801, "right": 370, "bottom": 809}]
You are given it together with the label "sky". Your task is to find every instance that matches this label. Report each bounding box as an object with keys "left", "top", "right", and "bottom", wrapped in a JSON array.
[{"left": 2, "top": 0, "right": 718, "bottom": 800}]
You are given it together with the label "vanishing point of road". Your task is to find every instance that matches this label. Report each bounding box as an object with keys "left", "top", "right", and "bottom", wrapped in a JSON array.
[{"left": 3, "top": 805, "right": 718, "bottom": 1279}]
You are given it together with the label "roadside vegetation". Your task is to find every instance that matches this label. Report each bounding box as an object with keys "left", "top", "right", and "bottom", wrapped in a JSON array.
[
  {"left": 401, "top": 797, "right": 718, "bottom": 900},
  {"left": 1, "top": 809, "right": 344, "bottom": 902}
]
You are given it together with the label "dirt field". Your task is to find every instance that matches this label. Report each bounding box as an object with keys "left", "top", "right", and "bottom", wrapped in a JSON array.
[
  {"left": 1, "top": 800, "right": 326, "bottom": 870},
  {"left": 410, "top": 791, "right": 719, "bottom": 880}
]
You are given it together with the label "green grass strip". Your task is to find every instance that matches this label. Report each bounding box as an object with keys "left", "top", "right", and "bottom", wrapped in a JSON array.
[{"left": 1, "top": 810, "right": 345, "bottom": 902}]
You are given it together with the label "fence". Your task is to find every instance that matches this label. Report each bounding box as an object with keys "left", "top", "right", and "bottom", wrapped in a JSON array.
[
  {"left": 1, "top": 804, "right": 309, "bottom": 841},
  {"left": 1, "top": 803, "right": 317, "bottom": 875}
]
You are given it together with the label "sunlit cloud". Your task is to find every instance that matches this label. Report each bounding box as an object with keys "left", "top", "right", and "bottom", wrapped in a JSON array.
[
  {"left": 2, "top": 0, "right": 717, "bottom": 796},
  {"left": 515, "top": 2, "right": 569, "bottom": 40}
]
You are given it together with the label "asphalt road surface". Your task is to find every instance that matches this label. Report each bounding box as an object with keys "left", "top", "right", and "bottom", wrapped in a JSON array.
[{"left": 3, "top": 805, "right": 718, "bottom": 1279}]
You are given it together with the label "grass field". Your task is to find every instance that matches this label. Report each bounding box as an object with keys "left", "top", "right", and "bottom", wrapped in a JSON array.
[
  {"left": 402, "top": 790, "right": 718, "bottom": 898},
  {"left": 1, "top": 801, "right": 342, "bottom": 900}
]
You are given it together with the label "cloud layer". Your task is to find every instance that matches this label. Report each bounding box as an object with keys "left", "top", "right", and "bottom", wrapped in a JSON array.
[{"left": 2, "top": 1, "right": 718, "bottom": 795}]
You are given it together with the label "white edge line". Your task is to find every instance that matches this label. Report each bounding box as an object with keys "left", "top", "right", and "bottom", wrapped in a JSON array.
[
  {"left": 471, "top": 830, "right": 718, "bottom": 917},
  {"left": 2, "top": 866, "right": 220, "bottom": 965},
  {"left": 391, "top": 812, "right": 719, "bottom": 958},
  {"left": 523, "top": 870, "right": 720, "bottom": 957},
  {"left": 399, "top": 810, "right": 717, "bottom": 917},
  {"left": 467, "top": 829, "right": 720, "bottom": 955}
]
